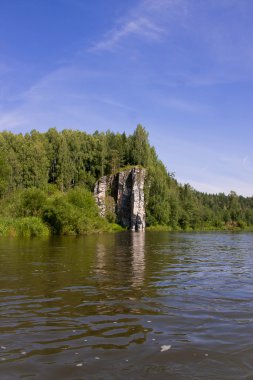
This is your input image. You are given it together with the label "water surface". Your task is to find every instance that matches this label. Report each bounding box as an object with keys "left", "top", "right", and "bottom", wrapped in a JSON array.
[{"left": 0, "top": 232, "right": 253, "bottom": 379}]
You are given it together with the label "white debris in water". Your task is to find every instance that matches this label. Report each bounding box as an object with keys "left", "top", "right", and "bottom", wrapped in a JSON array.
[
  {"left": 1, "top": 358, "right": 6, "bottom": 361},
  {"left": 152, "top": 338, "right": 156, "bottom": 341},
  {"left": 113, "top": 321, "right": 117, "bottom": 324},
  {"left": 75, "top": 352, "right": 79, "bottom": 355},
  {"left": 21, "top": 351, "right": 27, "bottom": 355},
  {"left": 1, "top": 346, "right": 6, "bottom": 350},
  {"left": 125, "top": 359, "right": 129, "bottom": 362},
  {"left": 84, "top": 339, "right": 88, "bottom": 342},
  {"left": 76, "top": 363, "right": 83, "bottom": 367},
  {"left": 147, "top": 320, "right": 152, "bottom": 323},
  {"left": 95, "top": 356, "right": 100, "bottom": 360},
  {"left": 72, "top": 330, "right": 76, "bottom": 333},
  {"left": 205, "top": 353, "right": 209, "bottom": 357},
  {"left": 160, "top": 345, "right": 172, "bottom": 352}
]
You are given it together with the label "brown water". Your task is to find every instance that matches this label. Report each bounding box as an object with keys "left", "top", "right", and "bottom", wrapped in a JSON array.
[{"left": 0, "top": 232, "right": 253, "bottom": 380}]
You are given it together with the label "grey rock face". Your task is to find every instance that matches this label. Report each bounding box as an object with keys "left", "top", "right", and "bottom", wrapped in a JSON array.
[
  {"left": 94, "top": 167, "right": 146, "bottom": 231},
  {"left": 130, "top": 168, "right": 146, "bottom": 231},
  {"left": 93, "top": 175, "right": 107, "bottom": 217}
]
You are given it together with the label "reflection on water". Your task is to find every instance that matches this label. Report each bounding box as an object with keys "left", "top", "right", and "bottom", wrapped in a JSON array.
[
  {"left": 0, "top": 232, "right": 253, "bottom": 379},
  {"left": 95, "top": 231, "right": 146, "bottom": 288},
  {"left": 131, "top": 231, "right": 145, "bottom": 287}
]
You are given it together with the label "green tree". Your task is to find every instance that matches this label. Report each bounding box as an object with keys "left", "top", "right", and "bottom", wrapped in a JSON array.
[{"left": 128, "top": 124, "right": 151, "bottom": 167}]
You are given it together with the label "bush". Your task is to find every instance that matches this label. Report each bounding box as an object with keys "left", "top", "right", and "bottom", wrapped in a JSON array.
[
  {"left": 14, "top": 217, "right": 50, "bottom": 237},
  {"left": 67, "top": 187, "right": 99, "bottom": 218},
  {"left": 0, "top": 188, "right": 47, "bottom": 218},
  {"left": 105, "top": 195, "right": 116, "bottom": 223},
  {"left": 18, "top": 188, "right": 47, "bottom": 217},
  {"left": 0, "top": 187, "right": 113, "bottom": 237},
  {"left": 0, "top": 218, "right": 11, "bottom": 236},
  {"left": 0, "top": 217, "right": 49, "bottom": 238},
  {"left": 43, "top": 195, "right": 78, "bottom": 234},
  {"left": 43, "top": 189, "right": 109, "bottom": 235}
]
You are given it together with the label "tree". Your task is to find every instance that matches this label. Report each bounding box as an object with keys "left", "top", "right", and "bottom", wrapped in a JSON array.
[{"left": 128, "top": 124, "right": 151, "bottom": 167}]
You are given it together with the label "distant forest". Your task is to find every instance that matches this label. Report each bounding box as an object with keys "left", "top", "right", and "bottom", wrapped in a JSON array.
[{"left": 0, "top": 125, "right": 253, "bottom": 237}]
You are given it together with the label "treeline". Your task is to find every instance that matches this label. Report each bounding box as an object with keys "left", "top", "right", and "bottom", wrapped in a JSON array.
[
  {"left": 0, "top": 125, "right": 153, "bottom": 194},
  {"left": 0, "top": 125, "right": 253, "bottom": 236}
]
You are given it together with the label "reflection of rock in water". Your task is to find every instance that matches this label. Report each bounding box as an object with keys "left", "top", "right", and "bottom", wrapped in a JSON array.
[
  {"left": 131, "top": 232, "right": 145, "bottom": 287},
  {"left": 96, "top": 243, "right": 106, "bottom": 272}
]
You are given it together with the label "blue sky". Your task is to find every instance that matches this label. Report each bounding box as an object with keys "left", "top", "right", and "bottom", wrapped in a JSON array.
[{"left": 1, "top": 0, "right": 253, "bottom": 195}]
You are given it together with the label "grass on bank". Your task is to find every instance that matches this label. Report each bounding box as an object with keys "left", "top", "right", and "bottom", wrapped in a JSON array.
[
  {"left": 146, "top": 223, "right": 253, "bottom": 232},
  {"left": 0, "top": 217, "right": 50, "bottom": 238}
]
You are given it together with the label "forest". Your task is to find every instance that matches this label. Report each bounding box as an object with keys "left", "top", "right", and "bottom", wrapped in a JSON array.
[{"left": 0, "top": 124, "right": 253, "bottom": 237}]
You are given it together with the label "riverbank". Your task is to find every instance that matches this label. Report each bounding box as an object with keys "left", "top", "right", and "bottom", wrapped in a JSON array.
[
  {"left": 0, "top": 217, "right": 125, "bottom": 238},
  {"left": 0, "top": 182, "right": 252, "bottom": 239},
  {"left": 146, "top": 224, "right": 253, "bottom": 232},
  {"left": 1, "top": 217, "right": 253, "bottom": 238}
]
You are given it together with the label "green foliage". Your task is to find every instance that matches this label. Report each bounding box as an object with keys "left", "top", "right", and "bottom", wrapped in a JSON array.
[
  {"left": 105, "top": 195, "right": 116, "bottom": 223},
  {"left": 108, "top": 223, "right": 125, "bottom": 232},
  {"left": 67, "top": 187, "right": 98, "bottom": 216},
  {"left": 0, "top": 151, "right": 11, "bottom": 197},
  {"left": 128, "top": 124, "right": 151, "bottom": 167},
  {"left": 43, "top": 195, "right": 77, "bottom": 234},
  {"left": 145, "top": 161, "right": 171, "bottom": 226},
  {"left": 0, "top": 218, "right": 11, "bottom": 236},
  {"left": 0, "top": 217, "right": 49, "bottom": 238},
  {"left": 0, "top": 188, "right": 47, "bottom": 219},
  {"left": 18, "top": 188, "right": 47, "bottom": 217},
  {"left": 14, "top": 217, "right": 50, "bottom": 237},
  {"left": 0, "top": 125, "right": 252, "bottom": 235},
  {"left": 42, "top": 188, "right": 108, "bottom": 235}
]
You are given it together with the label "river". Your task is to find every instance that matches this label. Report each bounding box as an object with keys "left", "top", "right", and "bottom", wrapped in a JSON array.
[{"left": 0, "top": 232, "right": 253, "bottom": 379}]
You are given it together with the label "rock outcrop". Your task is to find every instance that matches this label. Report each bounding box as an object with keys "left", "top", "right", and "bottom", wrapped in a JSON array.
[{"left": 94, "top": 167, "right": 146, "bottom": 231}]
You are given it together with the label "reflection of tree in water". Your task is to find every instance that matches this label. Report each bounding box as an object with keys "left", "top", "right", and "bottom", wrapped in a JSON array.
[{"left": 130, "top": 231, "right": 145, "bottom": 288}]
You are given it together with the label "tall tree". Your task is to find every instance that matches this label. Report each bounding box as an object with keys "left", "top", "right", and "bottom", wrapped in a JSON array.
[{"left": 129, "top": 124, "right": 151, "bottom": 167}]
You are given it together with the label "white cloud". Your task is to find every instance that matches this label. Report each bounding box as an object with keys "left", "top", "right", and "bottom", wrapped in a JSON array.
[
  {"left": 90, "top": 0, "right": 186, "bottom": 52},
  {"left": 90, "top": 17, "right": 164, "bottom": 52},
  {"left": 90, "top": 0, "right": 253, "bottom": 90}
]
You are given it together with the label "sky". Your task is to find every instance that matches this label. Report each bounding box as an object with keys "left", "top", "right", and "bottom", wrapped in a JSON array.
[{"left": 1, "top": 0, "right": 253, "bottom": 196}]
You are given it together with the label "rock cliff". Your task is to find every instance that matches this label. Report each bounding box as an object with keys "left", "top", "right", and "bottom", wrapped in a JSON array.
[{"left": 94, "top": 167, "right": 146, "bottom": 231}]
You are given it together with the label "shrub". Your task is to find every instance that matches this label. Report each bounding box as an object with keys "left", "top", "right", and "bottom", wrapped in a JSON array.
[
  {"left": 0, "top": 188, "right": 47, "bottom": 218},
  {"left": 42, "top": 189, "right": 108, "bottom": 235},
  {"left": 67, "top": 187, "right": 99, "bottom": 218},
  {"left": 42, "top": 195, "right": 78, "bottom": 234},
  {"left": 14, "top": 217, "right": 50, "bottom": 237},
  {"left": 0, "top": 218, "right": 11, "bottom": 236},
  {"left": 18, "top": 188, "right": 47, "bottom": 217},
  {"left": 0, "top": 217, "right": 49, "bottom": 238},
  {"left": 105, "top": 195, "right": 116, "bottom": 223}
]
